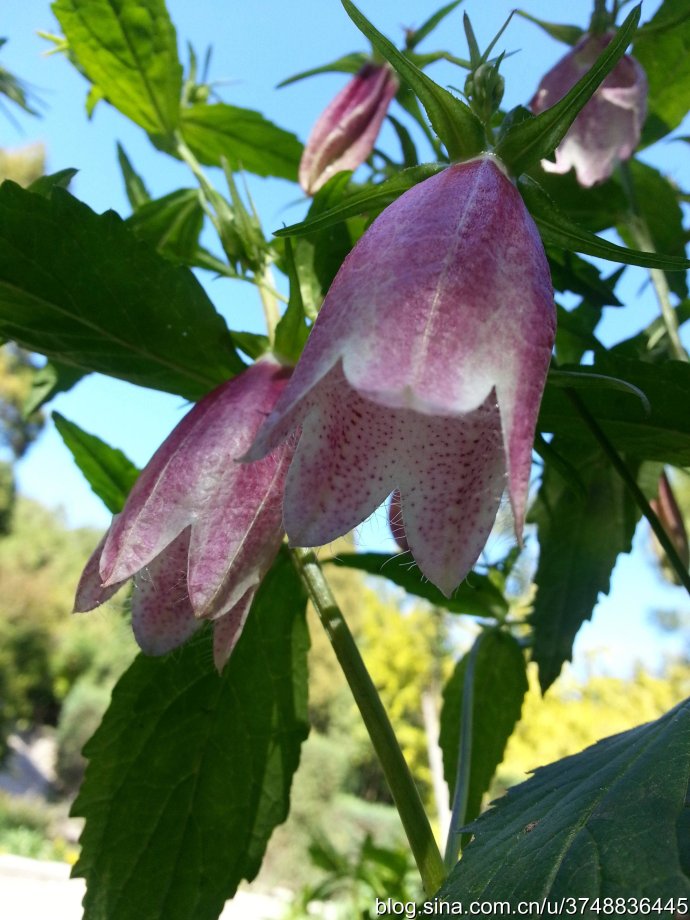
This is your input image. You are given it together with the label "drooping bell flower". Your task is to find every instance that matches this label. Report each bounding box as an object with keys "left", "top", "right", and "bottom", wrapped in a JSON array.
[
  {"left": 299, "top": 62, "right": 399, "bottom": 196},
  {"left": 248, "top": 156, "right": 555, "bottom": 597},
  {"left": 530, "top": 32, "right": 647, "bottom": 187},
  {"left": 75, "top": 357, "right": 293, "bottom": 670}
]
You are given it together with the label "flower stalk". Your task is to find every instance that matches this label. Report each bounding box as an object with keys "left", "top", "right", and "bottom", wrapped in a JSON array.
[{"left": 290, "top": 546, "right": 446, "bottom": 897}]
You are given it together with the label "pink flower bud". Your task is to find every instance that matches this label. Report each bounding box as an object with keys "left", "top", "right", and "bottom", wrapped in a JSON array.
[
  {"left": 650, "top": 471, "right": 690, "bottom": 573},
  {"left": 75, "top": 357, "right": 293, "bottom": 671},
  {"left": 248, "top": 156, "right": 555, "bottom": 597},
  {"left": 530, "top": 32, "right": 647, "bottom": 187},
  {"left": 299, "top": 63, "right": 399, "bottom": 196}
]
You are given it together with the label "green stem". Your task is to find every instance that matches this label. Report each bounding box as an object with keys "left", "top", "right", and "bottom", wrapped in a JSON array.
[
  {"left": 619, "top": 163, "right": 687, "bottom": 363},
  {"left": 290, "top": 547, "right": 446, "bottom": 897},
  {"left": 564, "top": 387, "right": 690, "bottom": 596},
  {"left": 255, "top": 265, "right": 281, "bottom": 347},
  {"left": 444, "top": 631, "right": 484, "bottom": 870}
]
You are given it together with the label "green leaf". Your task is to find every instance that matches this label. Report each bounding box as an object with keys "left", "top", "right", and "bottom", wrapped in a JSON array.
[
  {"left": 616, "top": 160, "right": 688, "bottom": 298},
  {"left": 274, "top": 164, "right": 443, "bottom": 238},
  {"left": 406, "top": 1, "right": 465, "bottom": 51},
  {"left": 538, "top": 357, "right": 690, "bottom": 466},
  {"left": 28, "top": 168, "right": 78, "bottom": 198},
  {"left": 330, "top": 553, "right": 508, "bottom": 620},
  {"left": 440, "top": 630, "right": 527, "bottom": 831},
  {"left": 125, "top": 188, "right": 204, "bottom": 263},
  {"left": 555, "top": 302, "right": 606, "bottom": 365},
  {"left": 634, "top": 0, "right": 690, "bottom": 145},
  {"left": 341, "top": 0, "right": 486, "bottom": 160},
  {"left": 179, "top": 103, "right": 302, "bottom": 181},
  {"left": 117, "top": 143, "right": 150, "bottom": 209},
  {"left": 229, "top": 330, "right": 270, "bottom": 360},
  {"left": 520, "top": 175, "right": 690, "bottom": 271},
  {"left": 24, "top": 361, "right": 86, "bottom": 416},
  {"left": 277, "top": 52, "right": 368, "bottom": 88},
  {"left": 528, "top": 440, "right": 639, "bottom": 691},
  {"left": 53, "top": 412, "right": 139, "bottom": 514},
  {"left": 546, "top": 246, "right": 622, "bottom": 305},
  {"left": 437, "top": 697, "right": 690, "bottom": 903},
  {"left": 52, "top": 0, "right": 182, "bottom": 135},
  {"left": 547, "top": 368, "right": 651, "bottom": 414},
  {"left": 496, "top": 5, "right": 641, "bottom": 175},
  {"left": 0, "top": 182, "right": 243, "bottom": 400},
  {"left": 274, "top": 238, "right": 309, "bottom": 364},
  {"left": 72, "top": 552, "right": 310, "bottom": 920},
  {"left": 526, "top": 167, "right": 627, "bottom": 233},
  {"left": 514, "top": 10, "right": 584, "bottom": 45}
]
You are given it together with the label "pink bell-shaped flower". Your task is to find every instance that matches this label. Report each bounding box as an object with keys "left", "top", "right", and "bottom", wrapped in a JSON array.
[
  {"left": 299, "top": 62, "right": 399, "bottom": 196},
  {"left": 248, "top": 156, "right": 555, "bottom": 597},
  {"left": 75, "top": 357, "right": 293, "bottom": 670},
  {"left": 530, "top": 32, "right": 647, "bottom": 187}
]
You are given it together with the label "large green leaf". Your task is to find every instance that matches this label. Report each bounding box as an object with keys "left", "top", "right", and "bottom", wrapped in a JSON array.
[
  {"left": 72, "top": 552, "right": 310, "bottom": 920},
  {"left": 520, "top": 175, "right": 690, "bottom": 271},
  {"left": 331, "top": 553, "right": 508, "bottom": 620},
  {"left": 125, "top": 188, "right": 205, "bottom": 263},
  {"left": 24, "top": 361, "right": 86, "bottom": 416},
  {"left": 440, "top": 630, "right": 527, "bottom": 834},
  {"left": 634, "top": 0, "right": 690, "bottom": 145},
  {"left": 437, "top": 697, "right": 690, "bottom": 903},
  {"left": 528, "top": 441, "right": 639, "bottom": 691},
  {"left": 53, "top": 412, "right": 139, "bottom": 514},
  {"left": 340, "top": 0, "right": 486, "bottom": 161},
  {"left": 496, "top": 5, "right": 641, "bottom": 176},
  {"left": 53, "top": 0, "right": 182, "bottom": 135},
  {"left": 180, "top": 103, "right": 302, "bottom": 180},
  {"left": 616, "top": 160, "right": 688, "bottom": 299},
  {"left": 538, "top": 357, "right": 690, "bottom": 466},
  {"left": 0, "top": 182, "right": 243, "bottom": 400}
]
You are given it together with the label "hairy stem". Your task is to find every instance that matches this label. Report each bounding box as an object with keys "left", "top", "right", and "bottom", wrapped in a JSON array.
[
  {"left": 444, "top": 630, "right": 485, "bottom": 869},
  {"left": 619, "top": 163, "right": 687, "bottom": 362},
  {"left": 290, "top": 547, "right": 446, "bottom": 897}
]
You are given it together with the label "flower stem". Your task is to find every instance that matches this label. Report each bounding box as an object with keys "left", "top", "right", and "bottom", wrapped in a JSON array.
[
  {"left": 444, "top": 630, "right": 485, "bottom": 870},
  {"left": 290, "top": 547, "right": 446, "bottom": 897},
  {"left": 619, "top": 163, "right": 688, "bottom": 363},
  {"left": 564, "top": 387, "right": 690, "bottom": 596}
]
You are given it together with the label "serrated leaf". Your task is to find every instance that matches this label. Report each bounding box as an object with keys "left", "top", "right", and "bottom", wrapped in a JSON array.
[
  {"left": 24, "top": 361, "right": 85, "bottom": 416},
  {"left": 229, "top": 330, "right": 270, "bottom": 360},
  {"left": 437, "top": 697, "right": 690, "bottom": 902},
  {"left": 0, "top": 182, "right": 243, "bottom": 400},
  {"left": 538, "top": 357, "right": 690, "bottom": 466},
  {"left": 496, "top": 6, "right": 641, "bottom": 176},
  {"left": 341, "top": 0, "right": 486, "bottom": 160},
  {"left": 634, "top": 0, "right": 690, "bottom": 145},
  {"left": 274, "top": 164, "right": 443, "bottom": 238},
  {"left": 125, "top": 188, "right": 204, "bottom": 263},
  {"left": 277, "top": 52, "right": 368, "bottom": 88},
  {"left": 616, "top": 160, "right": 688, "bottom": 298},
  {"left": 330, "top": 553, "right": 508, "bottom": 620},
  {"left": 528, "top": 440, "right": 639, "bottom": 691},
  {"left": 72, "top": 552, "right": 310, "bottom": 920},
  {"left": 53, "top": 0, "right": 182, "bottom": 135},
  {"left": 53, "top": 412, "right": 139, "bottom": 513},
  {"left": 117, "top": 143, "right": 150, "bottom": 209},
  {"left": 179, "top": 102, "right": 302, "bottom": 180},
  {"left": 440, "top": 630, "right": 527, "bottom": 835},
  {"left": 521, "top": 175, "right": 690, "bottom": 271},
  {"left": 526, "top": 167, "right": 627, "bottom": 233},
  {"left": 28, "top": 168, "right": 78, "bottom": 198},
  {"left": 274, "top": 238, "right": 309, "bottom": 363}
]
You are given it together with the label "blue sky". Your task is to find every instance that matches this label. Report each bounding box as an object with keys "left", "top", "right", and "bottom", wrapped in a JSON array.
[{"left": 3, "top": 0, "right": 689, "bottom": 674}]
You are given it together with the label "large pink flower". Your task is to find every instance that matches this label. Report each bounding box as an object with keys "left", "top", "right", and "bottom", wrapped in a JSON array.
[
  {"left": 75, "top": 357, "right": 293, "bottom": 670},
  {"left": 530, "top": 32, "right": 647, "bottom": 187},
  {"left": 299, "top": 63, "right": 399, "bottom": 196},
  {"left": 249, "top": 156, "right": 555, "bottom": 596}
]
